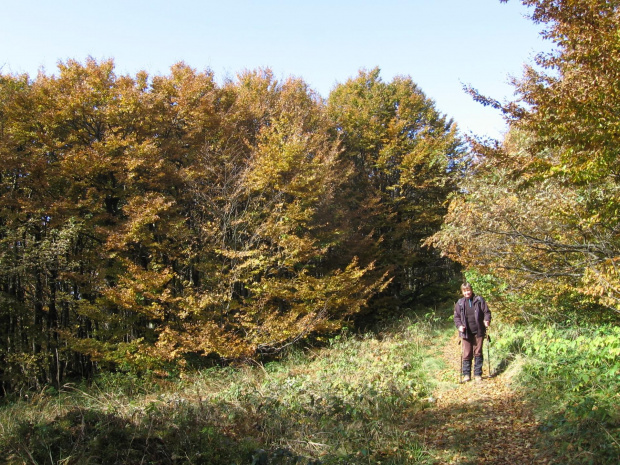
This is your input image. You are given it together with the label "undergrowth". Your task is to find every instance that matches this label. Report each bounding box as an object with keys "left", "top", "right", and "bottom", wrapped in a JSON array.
[
  {"left": 0, "top": 313, "right": 445, "bottom": 465},
  {"left": 5, "top": 309, "right": 616, "bottom": 464},
  {"left": 492, "top": 322, "right": 620, "bottom": 464}
]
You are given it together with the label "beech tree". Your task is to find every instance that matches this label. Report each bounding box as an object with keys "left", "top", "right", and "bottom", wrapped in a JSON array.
[
  {"left": 155, "top": 69, "right": 388, "bottom": 361},
  {"left": 431, "top": 0, "right": 620, "bottom": 319},
  {"left": 327, "top": 69, "right": 463, "bottom": 316}
]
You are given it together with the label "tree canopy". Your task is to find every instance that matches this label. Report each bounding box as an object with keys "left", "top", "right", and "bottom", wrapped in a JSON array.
[
  {"left": 0, "top": 61, "right": 459, "bottom": 393},
  {"left": 430, "top": 0, "right": 620, "bottom": 321}
]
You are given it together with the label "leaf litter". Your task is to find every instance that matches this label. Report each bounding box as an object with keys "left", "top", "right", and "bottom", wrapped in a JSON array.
[{"left": 404, "top": 333, "right": 556, "bottom": 464}]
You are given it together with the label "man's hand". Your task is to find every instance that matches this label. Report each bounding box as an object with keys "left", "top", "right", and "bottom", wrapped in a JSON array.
[
  {"left": 484, "top": 321, "right": 490, "bottom": 328},
  {"left": 458, "top": 325, "right": 465, "bottom": 332}
]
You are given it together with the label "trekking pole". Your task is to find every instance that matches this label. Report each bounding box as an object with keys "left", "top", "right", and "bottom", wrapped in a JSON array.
[
  {"left": 458, "top": 336, "right": 463, "bottom": 384},
  {"left": 486, "top": 332, "right": 491, "bottom": 378}
]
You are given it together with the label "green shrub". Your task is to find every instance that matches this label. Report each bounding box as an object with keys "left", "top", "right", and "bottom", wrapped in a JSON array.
[{"left": 495, "top": 323, "right": 620, "bottom": 464}]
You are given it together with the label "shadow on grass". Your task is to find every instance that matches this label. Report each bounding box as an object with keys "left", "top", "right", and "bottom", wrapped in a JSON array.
[
  {"left": 486, "top": 335, "right": 526, "bottom": 378},
  {"left": 407, "top": 390, "right": 619, "bottom": 465},
  {"left": 0, "top": 392, "right": 429, "bottom": 465},
  {"left": 406, "top": 396, "right": 552, "bottom": 465},
  {"left": 491, "top": 354, "right": 515, "bottom": 377},
  {"left": 0, "top": 405, "right": 258, "bottom": 465}
]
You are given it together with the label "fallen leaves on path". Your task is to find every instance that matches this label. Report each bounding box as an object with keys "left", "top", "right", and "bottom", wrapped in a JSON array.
[{"left": 405, "top": 334, "right": 553, "bottom": 464}]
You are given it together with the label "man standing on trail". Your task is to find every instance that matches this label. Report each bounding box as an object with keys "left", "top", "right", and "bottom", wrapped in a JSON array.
[{"left": 454, "top": 282, "right": 491, "bottom": 382}]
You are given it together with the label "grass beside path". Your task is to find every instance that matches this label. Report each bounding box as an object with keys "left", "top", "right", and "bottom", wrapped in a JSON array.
[
  {"left": 1, "top": 310, "right": 618, "bottom": 464},
  {"left": 0, "top": 313, "right": 444, "bottom": 465}
]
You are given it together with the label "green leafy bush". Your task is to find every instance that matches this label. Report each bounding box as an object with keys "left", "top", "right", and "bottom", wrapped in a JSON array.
[{"left": 495, "top": 323, "right": 620, "bottom": 463}]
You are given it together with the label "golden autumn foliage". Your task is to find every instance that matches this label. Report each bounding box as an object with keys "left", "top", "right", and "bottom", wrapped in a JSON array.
[
  {"left": 0, "top": 61, "right": 457, "bottom": 391},
  {"left": 327, "top": 69, "right": 463, "bottom": 315},
  {"left": 431, "top": 0, "right": 620, "bottom": 320}
]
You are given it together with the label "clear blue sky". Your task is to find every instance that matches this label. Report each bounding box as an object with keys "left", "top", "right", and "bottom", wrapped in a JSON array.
[{"left": 0, "top": 0, "right": 548, "bottom": 139}]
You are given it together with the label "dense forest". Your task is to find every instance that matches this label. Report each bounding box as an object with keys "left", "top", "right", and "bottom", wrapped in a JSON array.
[
  {"left": 0, "top": 62, "right": 461, "bottom": 393},
  {"left": 1, "top": 0, "right": 619, "bottom": 399}
]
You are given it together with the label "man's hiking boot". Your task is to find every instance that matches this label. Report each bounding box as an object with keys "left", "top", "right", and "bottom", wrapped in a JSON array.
[{"left": 463, "top": 375, "right": 471, "bottom": 382}]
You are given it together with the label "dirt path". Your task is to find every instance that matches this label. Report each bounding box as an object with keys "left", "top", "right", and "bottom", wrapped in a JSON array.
[{"left": 407, "top": 333, "right": 552, "bottom": 465}]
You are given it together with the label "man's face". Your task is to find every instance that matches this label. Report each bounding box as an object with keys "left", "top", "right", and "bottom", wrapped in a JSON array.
[{"left": 462, "top": 287, "right": 473, "bottom": 299}]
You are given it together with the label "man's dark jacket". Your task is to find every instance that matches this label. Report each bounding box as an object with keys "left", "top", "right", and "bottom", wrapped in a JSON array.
[{"left": 454, "top": 295, "right": 491, "bottom": 339}]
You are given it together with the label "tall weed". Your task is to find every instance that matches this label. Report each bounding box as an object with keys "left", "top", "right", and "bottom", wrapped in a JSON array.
[
  {"left": 494, "top": 323, "right": 620, "bottom": 464},
  {"left": 0, "top": 313, "right": 444, "bottom": 464}
]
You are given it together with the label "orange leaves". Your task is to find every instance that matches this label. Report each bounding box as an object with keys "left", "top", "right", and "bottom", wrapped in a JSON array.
[
  {"left": 229, "top": 260, "right": 387, "bottom": 352},
  {"left": 511, "top": 0, "right": 620, "bottom": 183},
  {"left": 582, "top": 257, "right": 620, "bottom": 311},
  {"left": 102, "top": 260, "right": 176, "bottom": 319},
  {"left": 106, "top": 192, "right": 176, "bottom": 250},
  {"left": 245, "top": 124, "right": 309, "bottom": 193},
  {"left": 151, "top": 324, "right": 252, "bottom": 361}
]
